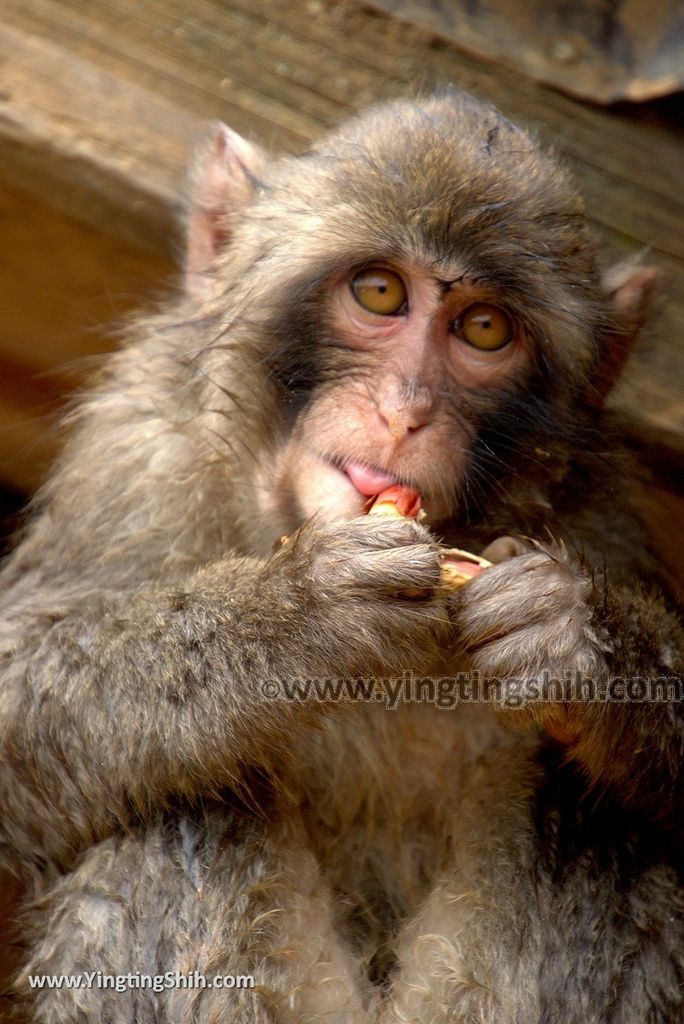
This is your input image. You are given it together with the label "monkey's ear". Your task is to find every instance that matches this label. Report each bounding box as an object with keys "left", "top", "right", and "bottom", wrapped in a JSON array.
[
  {"left": 593, "top": 261, "right": 660, "bottom": 403},
  {"left": 185, "top": 124, "right": 268, "bottom": 301}
]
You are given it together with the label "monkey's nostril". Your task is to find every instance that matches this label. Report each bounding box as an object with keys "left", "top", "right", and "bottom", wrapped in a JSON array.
[
  {"left": 400, "top": 417, "right": 428, "bottom": 439},
  {"left": 386, "top": 418, "right": 410, "bottom": 441},
  {"left": 379, "top": 409, "right": 428, "bottom": 441}
]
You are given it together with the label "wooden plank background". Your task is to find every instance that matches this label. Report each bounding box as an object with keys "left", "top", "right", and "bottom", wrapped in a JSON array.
[{"left": 0, "top": 0, "right": 682, "bottom": 493}]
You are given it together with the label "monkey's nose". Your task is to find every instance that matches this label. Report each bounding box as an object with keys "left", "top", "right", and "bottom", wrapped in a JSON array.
[
  {"left": 378, "top": 408, "right": 430, "bottom": 441},
  {"left": 376, "top": 376, "right": 434, "bottom": 441}
]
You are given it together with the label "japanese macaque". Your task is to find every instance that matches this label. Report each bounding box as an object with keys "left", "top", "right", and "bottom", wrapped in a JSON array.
[{"left": 1, "top": 90, "right": 682, "bottom": 1024}]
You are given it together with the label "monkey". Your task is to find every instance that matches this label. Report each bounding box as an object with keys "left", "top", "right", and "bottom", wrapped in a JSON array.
[{"left": 0, "top": 88, "right": 682, "bottom": 1024}]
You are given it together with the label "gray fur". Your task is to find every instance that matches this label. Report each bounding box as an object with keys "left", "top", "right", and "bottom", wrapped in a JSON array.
[{"left": 1, "top": 91, "right": 682, "bottom": 1022}]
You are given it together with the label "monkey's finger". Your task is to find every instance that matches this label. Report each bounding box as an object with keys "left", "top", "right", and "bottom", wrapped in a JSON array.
[
  {"left": 466, "top": 618, "right": 603, "bottom": 680},
  {"left": 451, "top": 552, "right": 591, "bottom": 638},
  {"left": 316, "top": 515, "right": 435, "bottom": 557},
  {"left": 480, "top": 535, "right": 529, "bottom": 563},
  {"left": 335, "top": 543, "right": 442, "bottom": 596}
]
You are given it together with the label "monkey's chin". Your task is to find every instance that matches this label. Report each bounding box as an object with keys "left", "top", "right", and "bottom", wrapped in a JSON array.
[{"left": 294, "top": 456, "right": 369, "bottom": 521}]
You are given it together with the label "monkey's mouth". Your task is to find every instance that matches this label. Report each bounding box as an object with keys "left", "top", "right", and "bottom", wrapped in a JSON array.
[
  {"left": 342, "top": 460, "right": 400, "bottom": 497},
  {"left": 297, "top": 454, "right": 408, "bottom": 521}
]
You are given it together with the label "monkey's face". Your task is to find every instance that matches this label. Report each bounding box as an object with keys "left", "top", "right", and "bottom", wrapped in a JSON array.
[
  {"left": 259, "top": 261, "right": 528, "bottom": 528},
  {"left": 203, "top": 93, "right": 609, "bottom": 540}
]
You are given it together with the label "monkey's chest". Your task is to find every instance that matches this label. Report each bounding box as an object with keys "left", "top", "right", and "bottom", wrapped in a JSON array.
[{"left": 286, "top": 702, "right": 506, "bottom": 941}]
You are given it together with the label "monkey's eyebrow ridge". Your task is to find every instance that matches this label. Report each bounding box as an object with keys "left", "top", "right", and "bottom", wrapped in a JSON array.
[{"left": 435, "top": 273, "right": 485, "bottom": 293}]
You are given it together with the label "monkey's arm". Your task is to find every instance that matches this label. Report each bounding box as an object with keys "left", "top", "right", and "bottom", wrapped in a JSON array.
[
  {"left": 452, "top": 552, "right": 684, "bottom": 821},
  {"left": 545, "top": 580, "right": 684, "bottom": 822},
  {"left": 0, "top": 516, "right": 444, "bottom": 873}
]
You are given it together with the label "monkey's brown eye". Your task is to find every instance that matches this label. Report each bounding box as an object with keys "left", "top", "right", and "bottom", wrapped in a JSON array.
[
  {"left": 456, "top": 304, "right": 513, "bottom": 351},
  {"left": 351, "top": 268, "right": 407, "bottom": 315}
]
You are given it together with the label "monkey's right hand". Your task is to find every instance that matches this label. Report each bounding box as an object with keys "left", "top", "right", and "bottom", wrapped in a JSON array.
[
  {"left": 272, "top": 515, "right": 448, "bottom": 676},
  {"left": 0, "top": 516, "right": 445, "bottom": 869}
]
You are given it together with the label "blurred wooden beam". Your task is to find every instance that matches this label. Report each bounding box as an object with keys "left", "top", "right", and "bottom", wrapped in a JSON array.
[{"left": 366, "top": 0, "right": 684, "bottom": 103}]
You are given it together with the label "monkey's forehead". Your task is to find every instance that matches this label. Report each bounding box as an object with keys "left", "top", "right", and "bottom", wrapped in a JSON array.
[
  {"left": 318, "top": 91, "right": 527, "bottom": 160},
  {"left": 298, "top": 92, "right": 571, "bottom": 200},
  {"left": 252, "top": 92, "right": 592, "bottom": 290}
]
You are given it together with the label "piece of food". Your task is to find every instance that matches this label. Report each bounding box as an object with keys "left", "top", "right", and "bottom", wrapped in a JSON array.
[
  {"left": 364, "top": 484, "right": 423, "bottom": 519},
  {"left": 438, "top": 548, "right": 491, "bottom": 588},
  {"left": 367, "top": 486, "right": 491, "bottom": 589}
]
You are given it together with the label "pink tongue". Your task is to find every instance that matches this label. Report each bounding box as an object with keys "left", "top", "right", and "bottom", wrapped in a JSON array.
[{"left": 345, "top": 461, "right": 397, "bottom": 497}]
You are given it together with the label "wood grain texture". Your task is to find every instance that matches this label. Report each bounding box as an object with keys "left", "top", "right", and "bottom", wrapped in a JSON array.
[{"left": 0, "top": 0, "right": 681, "bottom": 484}]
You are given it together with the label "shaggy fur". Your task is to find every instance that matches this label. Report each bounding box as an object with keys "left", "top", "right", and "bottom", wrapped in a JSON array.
[{"left": 0, "top": 90, "right": 682, "bottom": 1022}]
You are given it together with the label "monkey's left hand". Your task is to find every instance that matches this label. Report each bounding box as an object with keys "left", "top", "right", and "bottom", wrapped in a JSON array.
[
  {"left": 450, "top": 544, "right": 608, "bottom": 684},
  {"left": 451, "top": 541, "right": 684, "bottom": 819}
]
